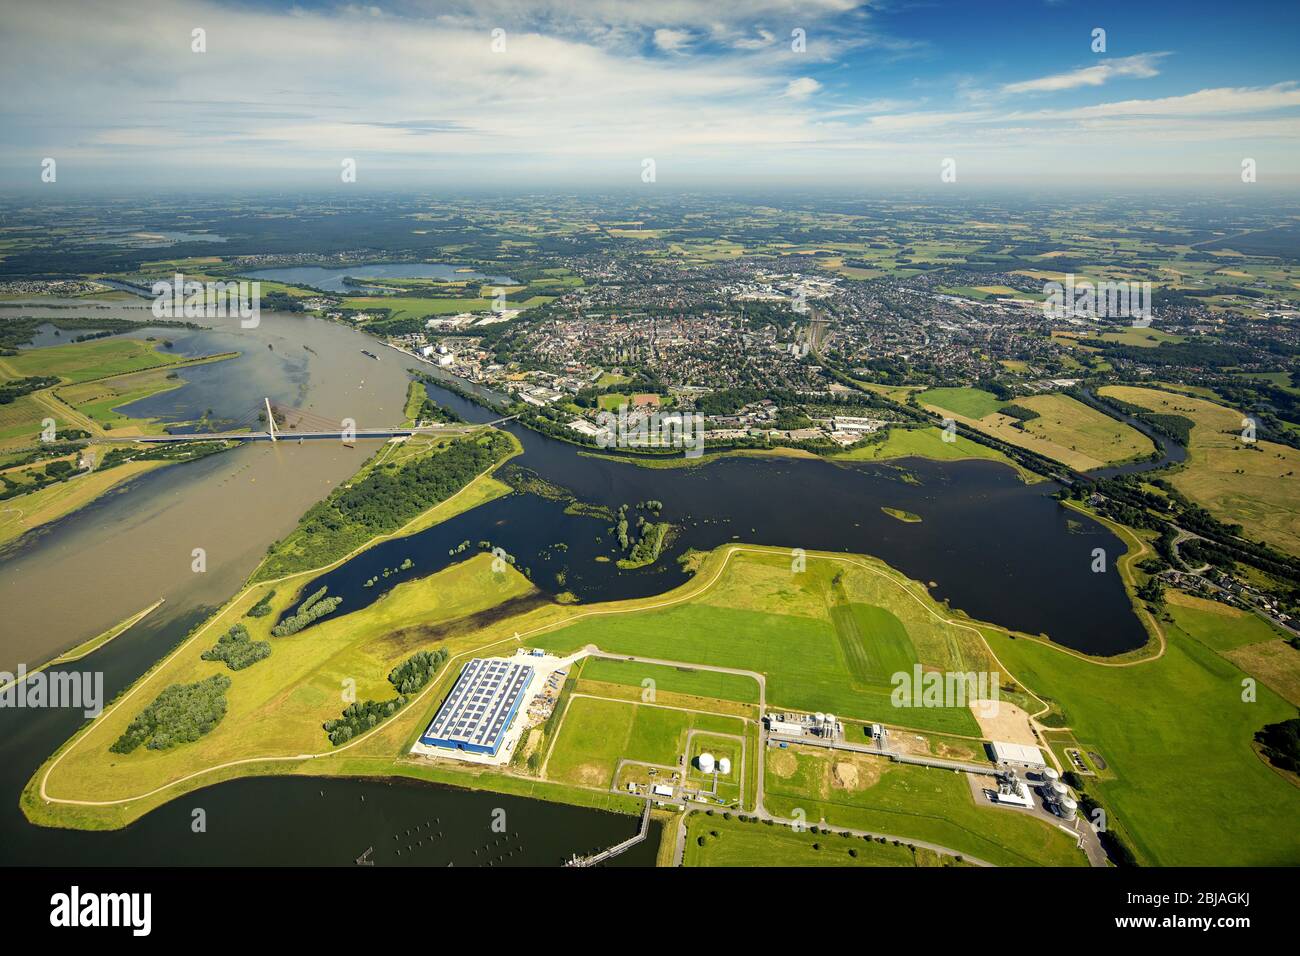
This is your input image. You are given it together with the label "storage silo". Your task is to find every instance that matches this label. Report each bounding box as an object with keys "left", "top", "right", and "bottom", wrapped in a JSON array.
[
  {"left": 1059, "top": 797, "right": 1078, "bottom": 821},
  {"left": 1041, "top": 767, "right": 1061, "bottom": 785},
  {"left": 717, "top": 756, "right": 732, "bottom": 775},
  {"left": 697, "top": 752, "right": 715, "bottom": 774},
  {"left": 1051, "top": 781, "right": 1068, "bottom": 804}
]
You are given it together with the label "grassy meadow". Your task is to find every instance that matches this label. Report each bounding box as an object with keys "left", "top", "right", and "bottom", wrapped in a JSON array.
[
  {"left": 988, "top": 595, "right": 1300, "bottom": 866},
  {"left": 919, "top": 387, "right": 1153, "bottom": 472},
  {"left": 764, "top": 745, "right": 1085, "bottom": 867},
  {"left": 1100, "top": 384, "right": 1300, "bottom": 555}
]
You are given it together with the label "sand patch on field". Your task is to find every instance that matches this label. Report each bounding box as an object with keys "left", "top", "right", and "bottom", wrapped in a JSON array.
[
  {"left": 832, "top": 761, "right": 858, "bottom": 789},
  {"left": 971, "top": 699, "right": 1037, "bottom": 746},
  {"left": 829, "top": 754, "right": 885, "bottom": 792}
]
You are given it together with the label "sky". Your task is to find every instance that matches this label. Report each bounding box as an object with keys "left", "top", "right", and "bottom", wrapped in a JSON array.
[{"left": 2, "top": 0, "right": 1298, "bottom": 191}]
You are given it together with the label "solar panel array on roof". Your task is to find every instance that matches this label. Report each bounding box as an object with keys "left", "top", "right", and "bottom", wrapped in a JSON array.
[{"left": 419, "top": 658, "right": 535, "bottom": 755}]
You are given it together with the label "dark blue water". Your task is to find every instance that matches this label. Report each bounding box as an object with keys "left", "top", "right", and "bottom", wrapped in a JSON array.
[{"left": 294, "top": 376, "right": 1145, "bottom": 655}]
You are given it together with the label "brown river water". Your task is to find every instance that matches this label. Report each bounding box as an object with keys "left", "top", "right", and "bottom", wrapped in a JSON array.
[{"left": 0, "top": 302, "right": 423, "bottom": 672}]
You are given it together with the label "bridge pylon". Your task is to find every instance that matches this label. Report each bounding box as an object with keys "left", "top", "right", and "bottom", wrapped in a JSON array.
[{"left": 264, "top": 397, "right": 277, "bottom": 442}]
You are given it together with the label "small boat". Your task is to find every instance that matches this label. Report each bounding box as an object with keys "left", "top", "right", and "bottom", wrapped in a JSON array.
[{"left": 361, "top": 349, "right": 379, "bottom": 360}]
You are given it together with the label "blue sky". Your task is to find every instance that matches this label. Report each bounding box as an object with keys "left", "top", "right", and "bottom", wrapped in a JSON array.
[{"left": 2, "top": 0, "right": 1298, "bottom": 190}]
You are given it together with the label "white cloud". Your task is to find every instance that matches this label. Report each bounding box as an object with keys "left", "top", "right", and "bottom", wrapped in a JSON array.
[
  {"left": 0, "top": 1, "right": 1296, "bottom": 186},
  {"left": 731, "top": 29, "right": 776, "bottom": 50},
  {"left": 653, "top": 28, "right": 693, "bottom": 53},
  {"left": 1002, "top": 54, "right": 1166, "bottom": 95},
  {"left": 1057, "top": 82, "right": 1300, "bottom": 118},
  {"left": 784, "top": 77, "right": 822, "bottom": 99}
]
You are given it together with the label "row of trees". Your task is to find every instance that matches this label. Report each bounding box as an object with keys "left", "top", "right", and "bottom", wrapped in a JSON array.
[
  {"left": 323, "top": 648, "right": 449, "bottom": 745},
  {"left": 271, "top": 586, "right": 342, "bottom": 637}
]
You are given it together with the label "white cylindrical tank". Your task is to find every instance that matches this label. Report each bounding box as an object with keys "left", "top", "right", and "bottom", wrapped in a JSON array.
[
  {"left": 1051, "top": 781, "right": 1068, "bottom": 802},
  {"left": 1042, "top": 767, "right": 1061, "bottom": 784},
  {"left": 698, "top": 752, "right": 715, "bottom": 774},
  {"left": 1059, "top": 797, "right": 1078, "bottom": 820},
  {"left": 815, "top": 712, "right": 825, "bottom": 724},
  {"left": 717, "top": 756, "right": 732, "bottom": 775}
]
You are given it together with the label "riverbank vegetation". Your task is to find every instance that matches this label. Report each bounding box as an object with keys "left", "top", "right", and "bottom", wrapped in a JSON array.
[
  {"left": 683, "top": 811, "right": 964, "bottom": 867},
  {"left": 403, "top": 379, "right": 463, "bottom": 425},
  {"left": 271, "top": 586, "right": 342, "bottom": 636},
  {"left": 252, "top": 428, "right": 515, "bottom": 581}
]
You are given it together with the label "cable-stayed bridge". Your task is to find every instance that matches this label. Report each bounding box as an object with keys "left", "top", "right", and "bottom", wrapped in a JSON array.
[{"left": 99, "top": 399, "right": 517, "bottom": 444}]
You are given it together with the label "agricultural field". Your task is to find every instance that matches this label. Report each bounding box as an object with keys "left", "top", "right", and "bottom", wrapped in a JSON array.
[
  {"left": 53, "top": 367, "right": 188, "bottom": 433},
  {"left": 988, "top": 595, "right": 1300, "bottom": 866},
  {"left": 0, "top": 338, "right": 236, "bottom": 450},
  {"left": 916, "top": 386, "right": 1006, "bottom": 420},
  {"left": 340, "top": 295, "right": 493, "bottom": 319},
  {"left": 920, "top": 389, "right": 1154, "bottom": 472},
  {"left": 340, "top": 292, "right": 555, "bottom": 321},
  {"left": 1099, "top": 384, "right": 1300, "bottom": 555},
  {"left": 0, "top": 394, "right": 51, "bottom": 448}
]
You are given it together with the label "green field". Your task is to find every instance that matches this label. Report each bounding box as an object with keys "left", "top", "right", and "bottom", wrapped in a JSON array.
[
  {"left": 918, "top": 388, "right": 1154, "bottom": 472},
  {"left": 340, "top": 294, "right": 554, "bottom": 321},
  {"left": 546, "top": 696, "right": 744, "bottom": 788},
  {"left": 578, "top": 657, "right": 760, "bottom": 703},
  {"left": 683, "top": 812, "right": 954, "bottom": 867},
  {"left": 765, "top": 746, "right": 1085, "bottom": 867},
  {"left": 830, "top": 425, "right": 1034, "bottom": 480},
  {"left": 340, "top": 295, "right": 493, "bottom": 319},
  {"left": 988, "top": 595, "right": 1300, "bottom": 866},
  {"left": 527, "top": 550, "right": 987, "bottom": 736},
  {"left": 0, "top": 338, "right": 185, "bottom": 384},
  {"left": 917, "top": 387, "right": 1006, "bottom": 419}
]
